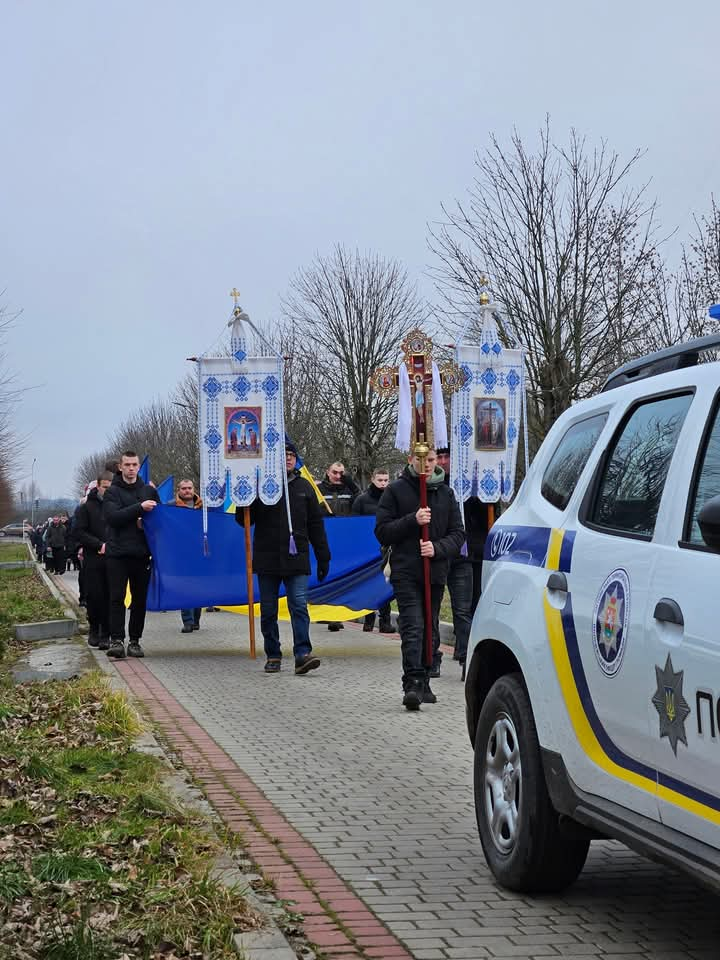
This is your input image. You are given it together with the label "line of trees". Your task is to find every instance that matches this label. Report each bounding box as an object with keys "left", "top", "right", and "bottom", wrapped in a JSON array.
[
  {"left": 0, "top": 303, "right": 22, "bottom": 526},
  {"left": 74, "top": 121, "right": 720, "bottom": 493}
]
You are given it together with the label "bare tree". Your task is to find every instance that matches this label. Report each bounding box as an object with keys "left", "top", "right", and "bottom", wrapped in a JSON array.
[
  {"left": 429, "top": 121, "right": 661, "bottom": 446},
  {"left": 0, "top": 301, "right": 23, "bottom": 524},
  {"left": 281, "top": 245, "right": 425, "bottom": 483}
]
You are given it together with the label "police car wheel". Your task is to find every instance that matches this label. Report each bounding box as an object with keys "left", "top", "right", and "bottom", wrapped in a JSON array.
[{"left": 474, "top": 673, "right": 590, "bottom": 892}]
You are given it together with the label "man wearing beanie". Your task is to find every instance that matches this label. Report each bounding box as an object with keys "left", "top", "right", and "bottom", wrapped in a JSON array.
[{"left": 236, "top": 441, "right": 330, "bottom": 674}]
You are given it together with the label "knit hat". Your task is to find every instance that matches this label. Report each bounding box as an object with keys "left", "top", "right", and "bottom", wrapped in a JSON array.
[{"left": 285, "top": 440, "right": 299, "bottom": 457}]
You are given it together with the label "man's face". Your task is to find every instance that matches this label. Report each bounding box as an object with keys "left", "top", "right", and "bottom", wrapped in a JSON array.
[
  {"left": 328, "top": 464, "right": 345, "bottom": 484},
  {"left": 120, "top": 456, "right": 139, "bottom": 483},
  {"left": 372, "top": 473, "right": 389, "bottom": 490},
  {"left": 285, "top": 450, "right": 297, "bottom": 472},
  {"left": 178, "top": 481, "right": 194, "bottom": 502},
  {"left": 436, "top": 451, "right": 450, "bottom": 473},
  {"left": 97, "top": 479, "right": 112, "bottom": 498},
  {"left": 410, "top": 451, "right": 437, "bottom": 477}
]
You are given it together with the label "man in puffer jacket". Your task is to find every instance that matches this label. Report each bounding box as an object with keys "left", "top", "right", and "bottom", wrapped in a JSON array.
[
  {"left": 375, "top": 449, "right": 464, "bottom": 711},
  {"left": 103, "top": 451, "right": 160, "bottom": 660}
]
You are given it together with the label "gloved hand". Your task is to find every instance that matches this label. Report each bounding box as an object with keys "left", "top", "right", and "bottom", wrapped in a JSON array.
[{"left": 317, "top": 560, "right": 329, "bottom": 582}]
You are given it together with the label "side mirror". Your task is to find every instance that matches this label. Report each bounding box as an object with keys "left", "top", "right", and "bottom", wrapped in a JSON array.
[{"left": 697, "top": 495, "right": 720, "bottom": 551}]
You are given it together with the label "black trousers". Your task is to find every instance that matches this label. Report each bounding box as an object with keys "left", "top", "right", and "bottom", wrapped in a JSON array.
[
  {"left": 106, "top": 555, "right": 151, "bottom": 643},
  {"left": 52, "top": 547, "right": 66, "bottom": 574},
  {"left": 84, "top": 556, "right": 109, "bottom": 636},
  {"left": 392, "top": 577, "right": 444, "bottom": 688}
]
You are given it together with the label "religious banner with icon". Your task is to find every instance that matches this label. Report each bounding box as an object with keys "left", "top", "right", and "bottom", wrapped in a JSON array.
[
  {"left": 198, "top": 300, "right": 285, "bottom": 508},
  {"left": 450, "top": 298, "right": 525, "bottom": 504}
]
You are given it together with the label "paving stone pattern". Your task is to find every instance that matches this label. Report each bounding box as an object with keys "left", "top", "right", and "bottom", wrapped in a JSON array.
[{"left": 121, "top": 609, "right": 718, "bottom": 959}]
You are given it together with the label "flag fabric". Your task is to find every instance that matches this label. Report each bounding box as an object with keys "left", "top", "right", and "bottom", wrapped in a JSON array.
[
  {"left": 156, "top": 475, "right": 174, "bottom": 503},
  {"left": 451, "top": 311, "right": 524, "bottom": 503},
  {"left": 142, "top": 507, "right": 391, "bottom": 614},
  {"left": 138, "top": 456, "right": 150, "bottom": 484}
]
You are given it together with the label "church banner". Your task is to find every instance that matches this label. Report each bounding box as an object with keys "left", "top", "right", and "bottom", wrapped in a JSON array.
[
  {"left": 451, "top": 317, "right": 524, "bottom": 504},
  {"left": 198, "top": 334, "right": 285, "bottom": 508}
]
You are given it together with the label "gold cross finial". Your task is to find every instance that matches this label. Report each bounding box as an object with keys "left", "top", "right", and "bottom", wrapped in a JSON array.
[{"left": 229, "top": 287, "right": 241, "bottom": 306}]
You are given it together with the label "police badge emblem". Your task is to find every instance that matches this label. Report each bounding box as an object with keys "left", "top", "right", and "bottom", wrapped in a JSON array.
[
  {"left": 592, "top": 569, "right": 630, "bottom": 676},
  {"left": 651, "top": 654, "right": 691, "bottom": 755}
]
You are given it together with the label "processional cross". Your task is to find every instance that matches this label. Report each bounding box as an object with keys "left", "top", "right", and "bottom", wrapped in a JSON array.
[{"left": 370, "top": 329, "right": 468, "bottom": 666}]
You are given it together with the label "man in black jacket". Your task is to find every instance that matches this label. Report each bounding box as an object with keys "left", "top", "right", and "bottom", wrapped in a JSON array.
[
  {"left": 375, "top": 449, "right": 464, "bottom": 711},
  {"left": 103, "top": 451, "right": 160, "bottom": 659},
  {"left": 318, "top": 462, "right": 360, "bottom": 516},
  {"left": 352, "top": 468, "right": 394, "bottom": 633},
  {"left": 236, "top": 441, "right": 330, "bottom": 675},
  {"left": 74, "top": 471, "right": 113, "bottom": 649}
]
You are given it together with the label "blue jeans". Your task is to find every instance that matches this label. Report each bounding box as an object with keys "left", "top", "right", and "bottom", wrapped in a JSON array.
[
  {"left": 257, "top": 574, "right": 312, "bottom": 662},
  {"left": 181, "top": 608, "right": 201, "bottom": 627}
]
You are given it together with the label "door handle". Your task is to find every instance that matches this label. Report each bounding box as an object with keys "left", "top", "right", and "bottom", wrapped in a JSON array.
[
  {"left": 547, "top": 571, "right": 568, "bottom": 592},
  {"left": 653, "top": 598, "right": 684, "bottom": 627}
]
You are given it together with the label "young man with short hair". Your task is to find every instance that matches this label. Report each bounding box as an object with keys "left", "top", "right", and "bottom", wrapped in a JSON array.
[
  {"left": 375, "top": 448, "right": 464, "bottom": 710},
  {"left": 103, "top": 451, "right": 160, "bottom": 659}
]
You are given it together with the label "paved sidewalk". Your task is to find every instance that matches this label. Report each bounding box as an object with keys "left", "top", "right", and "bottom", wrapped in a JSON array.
[{"left": 62, "top": 571, "right": 719, "bottom": 960}]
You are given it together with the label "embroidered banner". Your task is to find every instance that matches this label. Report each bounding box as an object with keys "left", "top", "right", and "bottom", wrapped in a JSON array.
[
  {"left": 451, "top": 316, "right": 524, "bottom": 504},
  {"left": 198, "top": 326, "right": 285, "bottom": 508}
]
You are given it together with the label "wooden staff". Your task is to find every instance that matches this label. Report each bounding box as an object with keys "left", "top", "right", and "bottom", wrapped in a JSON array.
[
  {"left": 415, "top": 441, "right": 434, "bottom": 668},
  {"left": 243, "top": 505, "right": 256, "bottom": 659}
]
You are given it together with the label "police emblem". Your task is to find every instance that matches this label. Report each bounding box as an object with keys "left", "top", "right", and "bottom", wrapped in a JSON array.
[
  {"left": 592, "top": 569, "right": 630, "bottom": 676},
  {"left": 651, "top": 654, "right": 691, "bottom": 755}
]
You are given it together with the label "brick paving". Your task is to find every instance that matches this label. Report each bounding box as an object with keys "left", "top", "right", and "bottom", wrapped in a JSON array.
[{"left": 91, "top": 599, "right": 720, "bottom": 960}]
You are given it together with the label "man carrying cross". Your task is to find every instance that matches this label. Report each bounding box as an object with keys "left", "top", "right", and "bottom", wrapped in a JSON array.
[{"left": 372, "top": 330, "right": 466, "bottom": 711}]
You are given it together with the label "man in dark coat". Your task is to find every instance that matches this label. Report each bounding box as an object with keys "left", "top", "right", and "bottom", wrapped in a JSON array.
[
  {"left": 47, "top": 516, "right": 67, "bottom": 575},
  {"left": 73, "top": 471, "right": 113, "bottom": 650},
  {"left": 236, "top": 440, "right": 330, "bottom": 675},
  {"left": 318, "top": 461, "right": 360, "bottom": 516},
  {"left": 352, "top": 468, "right": 395, "bottom": 633},
  {"left": 103, "top": 451, "right": 160, "bottom": 659},
  {"left": 375, "top": 448, "right": 464, "bottom": 711}
]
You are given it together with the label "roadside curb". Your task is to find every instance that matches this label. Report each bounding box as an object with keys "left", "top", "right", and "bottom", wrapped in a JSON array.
[{"left": 14, "top": 556, "right": 78, "bottom": 640}]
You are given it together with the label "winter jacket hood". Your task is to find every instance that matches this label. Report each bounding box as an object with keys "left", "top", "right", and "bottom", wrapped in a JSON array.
[{"left": 174, "top": 493, "right": 203, "bottom": 509}]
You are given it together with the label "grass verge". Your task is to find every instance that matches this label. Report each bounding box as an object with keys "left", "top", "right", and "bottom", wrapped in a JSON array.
[
  {"left": 0, "top": 567, "right": 65, "bottom": 657},
  {"left": 0, "top": 657, "right": 261, "bottom": 958},
  {"left": 0, "top": 543, "right": 29, "bottom": 562}
]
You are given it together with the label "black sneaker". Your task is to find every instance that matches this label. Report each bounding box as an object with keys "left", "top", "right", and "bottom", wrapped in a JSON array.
[
  {"left": 192, "top": 623, "right": 200, "bottom": 630},
  {"left": 295, "top": 654, "right": 320, "bottom": 675},
  {"left": 327, "top": 623, "right": 343, "bottom": 632},
  {"left": 107, "top": 642, "right": 126, "bottom": 659},
  {"left": 127, "top": 642, "right": 144, "bottom": 658},
  {"left": 378, "top": 620, "right": 395, "bottom": 634},
  {"left": 87, "top": 630, "right": 100, "bottom": 648},
  {"left": 423, "top": 681, "right": 438, "bottom": 704},
  {"left": 181, "top": 625, "right": 194, "bottom": 633},
  {"left": 97, "top": 635, "right": 111, "bottom": 651},
  {"left": 429, "top": 664, "right": 441, "bottom": 679},
  {"left": 402, "top": 682, "right": 423, "bottom": 711}
]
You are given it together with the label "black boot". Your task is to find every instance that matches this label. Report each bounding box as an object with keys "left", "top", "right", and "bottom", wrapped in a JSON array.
[
  {"left": 423, "top": 679, "right": 437, "bottom": 704},
  {"left": 87, "top": 628, "right": 100, "bottom": 648},
  {"left": 363, "top": 613, "right": 375, "bottom": 633},
  {"left": 402, "top": 679, "right": 423, "bottom": 711},
  {"left": 378, "top": 618, "right": 395, "bottom": 634}
]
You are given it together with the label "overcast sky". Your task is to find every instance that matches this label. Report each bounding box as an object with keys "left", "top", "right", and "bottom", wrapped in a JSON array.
[{"left": 2, "top": 0, "right": 718, "bottom": 498}]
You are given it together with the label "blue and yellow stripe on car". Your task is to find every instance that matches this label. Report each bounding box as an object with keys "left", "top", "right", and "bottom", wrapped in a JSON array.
[
  {"left": 542, "top": 527, "right": 720, "bottom": 825},
  {"left": 487, "top": 524, "right": 720, "bottom": 825}
]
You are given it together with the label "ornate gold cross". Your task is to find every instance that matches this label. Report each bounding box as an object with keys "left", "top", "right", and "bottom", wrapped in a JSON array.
[
  {"left": 370, "top": 328, "right": 468, "bottom": 457},
  {"left": 229, "top": 287, "right": 241, "bottom": 306}
]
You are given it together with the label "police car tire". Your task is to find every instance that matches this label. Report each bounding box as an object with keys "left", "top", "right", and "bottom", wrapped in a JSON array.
[{"left": 474, "top": 673, "right": 590, "bottom": 893}]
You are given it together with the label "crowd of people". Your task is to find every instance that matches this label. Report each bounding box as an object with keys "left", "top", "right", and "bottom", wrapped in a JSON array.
[{"left": 33, "top": 442, "right": 489, "bottom": 710}]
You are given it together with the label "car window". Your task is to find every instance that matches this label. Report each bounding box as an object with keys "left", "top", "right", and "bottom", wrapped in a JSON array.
[
  {"left": 590, "top": 393, "right": 693, "bottom": 538},
  {"left": 541, "top": 414, "right": 608, "bottom": 511},
  {"left": 686, "top": 399, "right": 720, "bottom": 545}
]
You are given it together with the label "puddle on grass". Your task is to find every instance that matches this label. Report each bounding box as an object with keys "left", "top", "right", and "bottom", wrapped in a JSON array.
[{"left": 12, "top": 639, "right": 94, "bottom": 683}]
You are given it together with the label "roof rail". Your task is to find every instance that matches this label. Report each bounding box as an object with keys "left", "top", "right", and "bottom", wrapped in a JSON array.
[{"left": 601, "top": 333, "right": 720, "bottom": 393}]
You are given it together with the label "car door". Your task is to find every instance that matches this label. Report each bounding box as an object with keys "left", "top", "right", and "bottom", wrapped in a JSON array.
[
  {"left": 567, "top": 391, "right": 694, "bottom": 821},
  {"left": 646, "top": 387, "right": 720, "bottom": 847}
]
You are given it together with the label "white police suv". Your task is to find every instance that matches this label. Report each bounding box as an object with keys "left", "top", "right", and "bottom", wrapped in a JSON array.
[{"left": 465, "top": 330, "right": 720, "bottom": 893}]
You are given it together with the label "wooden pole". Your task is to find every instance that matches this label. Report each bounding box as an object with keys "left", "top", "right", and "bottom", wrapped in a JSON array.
[
  {"left": 243, "top": 506, "right": 256, "bottom": 659},
  {"left": 487, "top": 503, "right": 496, "bottom": 529},
  {"left": 419, "top": 471, "right": 433, "bottom": 668}
]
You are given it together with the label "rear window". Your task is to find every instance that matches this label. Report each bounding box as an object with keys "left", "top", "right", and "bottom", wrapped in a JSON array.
[{"left": 541, "top": 414, "right": 608, "bottom": 511}]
